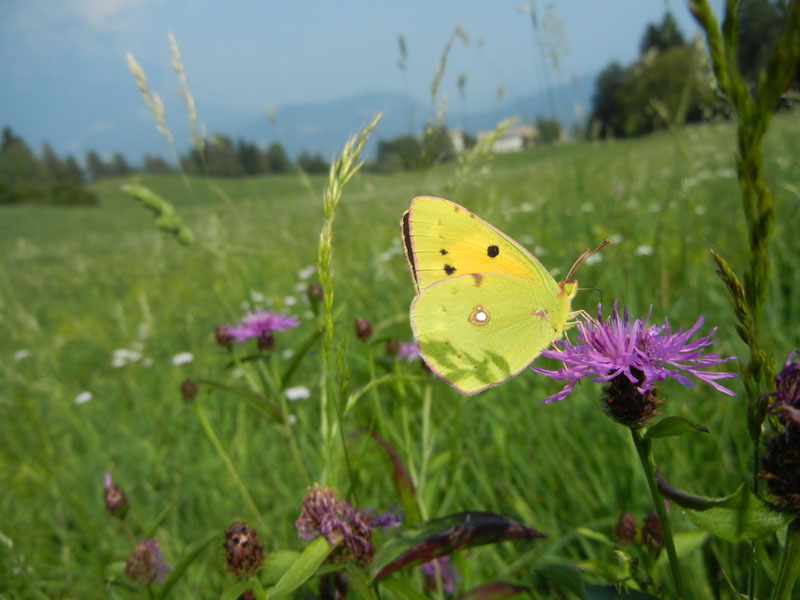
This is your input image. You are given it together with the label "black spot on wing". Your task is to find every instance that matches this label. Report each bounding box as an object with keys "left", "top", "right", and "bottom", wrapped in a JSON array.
[
  {"left": 444, "top": 264, "right": 456, "bottom": 276},
  {"left": 440, "top": 249, "right": 448, "bottom": 255},
  {"left": 487, "top": 245, "right": 499, "bottom": 258}
]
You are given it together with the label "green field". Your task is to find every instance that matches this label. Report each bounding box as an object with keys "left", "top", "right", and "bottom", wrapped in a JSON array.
[{"left": 2, "top": 114, "right": 800, "bottom": 598}]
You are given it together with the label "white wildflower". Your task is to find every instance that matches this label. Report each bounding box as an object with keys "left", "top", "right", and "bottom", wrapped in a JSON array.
[
  {"left": 171, "top": 352, "right": 194, "bottom": 366},
  {"left": 634, "top": 245, "right": 654, "bottom": 256},
  {"left": 13, "top": 349, "right": 30, "bottom": 361},
  {"left": 74, "top": 391, "right": 93, "bottom": 405},
  {"left": 297, "top": 265, "right": 315, "bottom": 280},
  {"left": 285, "top": 386, "right": 311, "bottom": 401}
]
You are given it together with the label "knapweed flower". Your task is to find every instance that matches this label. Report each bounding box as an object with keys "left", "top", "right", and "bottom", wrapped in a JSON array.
[
  {"left": 760, "top": 350, "right": 800, "bottom": 513},
  {"left": 104, "top": 472, "right": 129, "bottom": 519},
  {"left": 295, "top": 485, "right": 401, "bottom": 564},
  {"left": 421, "top": 556, "right": 459, "bottom": 594},
  {"left": 766, "top": 350, "right": 800, "bottom": 432},
  {"left": 223, "top": 522, "right": 265, "bottom": 577},
  {"left": 532, "top": 303, "right": 736, "bottom": 427},
  {"left": 224, "top": 309, "right": 300, "bottom": 344},
  {"left": 125, "top": 538, "right": 171, "bottom": 583}
]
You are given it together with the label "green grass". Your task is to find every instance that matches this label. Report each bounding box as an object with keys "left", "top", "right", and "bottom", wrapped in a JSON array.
[{"left": 2, "top": 113, "right": 800, "bottom": 598}]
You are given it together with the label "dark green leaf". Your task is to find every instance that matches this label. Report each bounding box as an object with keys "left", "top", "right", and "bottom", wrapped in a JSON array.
[
  {"left": 643, "top": 416, "right": 709, "bottom": 440},
  {"left": 371, "top": 511, "right": 545, "bottom": 582},
  {"left": 657, "top": 477, "right": 794, "bottom": 542}
]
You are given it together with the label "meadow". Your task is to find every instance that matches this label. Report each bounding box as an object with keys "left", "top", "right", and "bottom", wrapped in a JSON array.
[{"left": 2, "top": 112, "right": 800, "bottom": 599}]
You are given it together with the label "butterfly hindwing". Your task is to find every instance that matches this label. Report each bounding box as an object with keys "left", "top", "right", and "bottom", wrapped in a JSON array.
[
  {"left": 403, "top": 196, "right": 558, "bottom": 295},
  {"left": 410, "top": 272, "right": 572, "bottom": 395}
]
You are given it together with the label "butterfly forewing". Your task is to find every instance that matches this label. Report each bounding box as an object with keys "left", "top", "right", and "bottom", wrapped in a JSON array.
[
  {"left": 403, "top": 196, "right": 558, "bottom": 294},
  {"left": 411, "top": 273, "right": 572, "bottom": 395}
]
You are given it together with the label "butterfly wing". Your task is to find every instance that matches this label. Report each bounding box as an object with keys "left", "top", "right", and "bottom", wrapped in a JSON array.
[
  {"left": 402, "top": 196, "right": 559, "bottom": 295},
  {"left": 411, "top": 272, "right": 572, "bottom": 395}
]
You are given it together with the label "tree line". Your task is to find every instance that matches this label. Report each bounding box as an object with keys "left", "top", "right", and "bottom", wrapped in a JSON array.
[
  {"left": 587, "top": 1, "right": 796, "bottom": 138},
  {"left": 0, "top": 127, "right": 331, "bottom": 206}
]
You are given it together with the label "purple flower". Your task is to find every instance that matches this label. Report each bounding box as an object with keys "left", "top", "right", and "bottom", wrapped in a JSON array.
[
  {"left": 224, "top": 308, "right": 300, "bottom": 343},
  {"left": 421, "top": 556, "right": 459, "bottom": 594},
  {"left": 532, "top": 302, "right": 737, "bottom": 405},
  {"left": 295, "top": 485, "right": 401, "bottom": 564},
  {"left": 397, "top": 342, "right": 420, "bottom": 362},
  {"left": 767, "top": 350, "right": 800, "bottom": 431}
]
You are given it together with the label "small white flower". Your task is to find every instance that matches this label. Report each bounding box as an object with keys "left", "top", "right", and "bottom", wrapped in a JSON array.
[
  {"left": 634, "top": 245, "right": 654, "bottom": 256},
  {"left": 520, "top": 202, "right": 534, "bottom": 213},
  {"left": 585, "top": 252, "right": 603, "bottom": 266},
  {"left": 171, "top": 352, "right": 194, "bottom": 366},
  {"left": 694, "top": 204, "right": 707, "bottom": 215},
  {"left": 250, "top": 290, "right": 266, "bottom": 304},
  {"left": 287, "top": 414, "right": 297, "bottom": 425},
  {"left": 533, "top": 245, "right": 547, "bottom": 256},
  {"left": 282, "top": 349, "right": 295, "bottom": 360},
  {"left": 294, "top": 282, "right": 307, "bottom": 293},
  {"left": 13, "top": 349, "right": 30, "bottom": 361},
  {"left": 283, "top": 296, "right": 297, "bottom": 307},
  {"left": 298, "top": 265, "right": 315, "bottom": 280},
  {"left": 74, "top": 391, "right": 93, "bottom": 405},
  {"left": 112, "top": 348, "right": 142, "bottom": 368},
  {"left": 141, "top": 357, "right": 153, "bottom": 368},
  {"left": 285, "top": 386, "right": 310, "bottom": 401},
  {"left": 609, "top": 233, "right": 623, "bottom": 245}
]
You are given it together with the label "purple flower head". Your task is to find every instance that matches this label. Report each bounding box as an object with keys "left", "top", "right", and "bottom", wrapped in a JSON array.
[
  {"left": 767, "top": 350, "right": 800, "bottom": 432},
  {"left": 421, "top": 556, "right": 459, "bottom": 595},
  {"left": 531, "top": 302, "right": 737, "bottom": 409},
  {"left": 295, "top": 485, "right": 401, "bottom": 564},
  {"left": 224, "top": 308, "right": 300, "bottom": 344},
  {"left": 397, "top": 342, "right": 420, "bottom": 362},
  {"left": 125, "top": 538, "right": 171, "bottom": 583}
]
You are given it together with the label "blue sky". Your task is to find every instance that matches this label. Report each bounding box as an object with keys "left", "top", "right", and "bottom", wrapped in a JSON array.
[{"left": 0, "top": 1, "right": 723, "bottom": 159}]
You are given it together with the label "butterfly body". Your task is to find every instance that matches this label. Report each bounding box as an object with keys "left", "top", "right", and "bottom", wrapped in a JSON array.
[{"left": 402, "top": 196, "right": 577, "bottom": 395}]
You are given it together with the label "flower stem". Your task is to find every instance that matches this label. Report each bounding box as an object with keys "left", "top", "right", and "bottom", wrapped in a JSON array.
[
  {"left": 771, "top": 518, "right": 800, "bottom": 600},
  {"left": 631, "top": 428, "right": 686, "bottom": 599},
  {"left": 194, "top": 403, "right": 266, "bottom": 532}
]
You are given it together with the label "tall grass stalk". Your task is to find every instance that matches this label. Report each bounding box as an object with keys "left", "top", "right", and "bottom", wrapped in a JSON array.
[
  {"left": 690, "top": 1, "right": 800, "bottom": 598},
  {"left": 317, "top": 114, "right": 382, "bottom": 484}
]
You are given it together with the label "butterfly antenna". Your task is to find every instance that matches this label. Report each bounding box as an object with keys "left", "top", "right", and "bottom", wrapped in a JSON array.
[{"left": 566, "top": 239, "right": 609, "bottom": 281}]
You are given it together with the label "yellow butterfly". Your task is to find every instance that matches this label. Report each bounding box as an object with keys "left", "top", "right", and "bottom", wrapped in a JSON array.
[{"left": 402, "top": 196, "right": 601, "bottom": 395}]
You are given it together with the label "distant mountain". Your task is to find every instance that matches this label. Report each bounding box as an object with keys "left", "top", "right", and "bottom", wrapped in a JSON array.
[{"left": 9, "top": 75, "right": 596, "bottom": 166}]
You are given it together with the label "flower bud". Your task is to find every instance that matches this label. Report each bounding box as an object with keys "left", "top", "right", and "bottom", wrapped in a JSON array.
[
  {"left": 223, "top": 522, "right": 266, "bottom": 577},
  {"left": 355, "top": 317, "right": 373, "bottom": 341},
  {"left": 180, "top": 379, "right": 198, "bottom": 401},
  {"left": 613, "top": 512, "right": 637, "bottom": 543},
  {"left": 641, "top": 510, "right": 663, "bottom": 550},
  {"left": 104, "top": 472, "right": 129, "bottom": 519},
  {"left": 215, "top": 325, "right": 233, "bottom": 348}
]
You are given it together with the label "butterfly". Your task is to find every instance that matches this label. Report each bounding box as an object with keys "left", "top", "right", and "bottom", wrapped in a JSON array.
[{"left": 402, "top": 196, "right": 602, "bottom": 395}]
